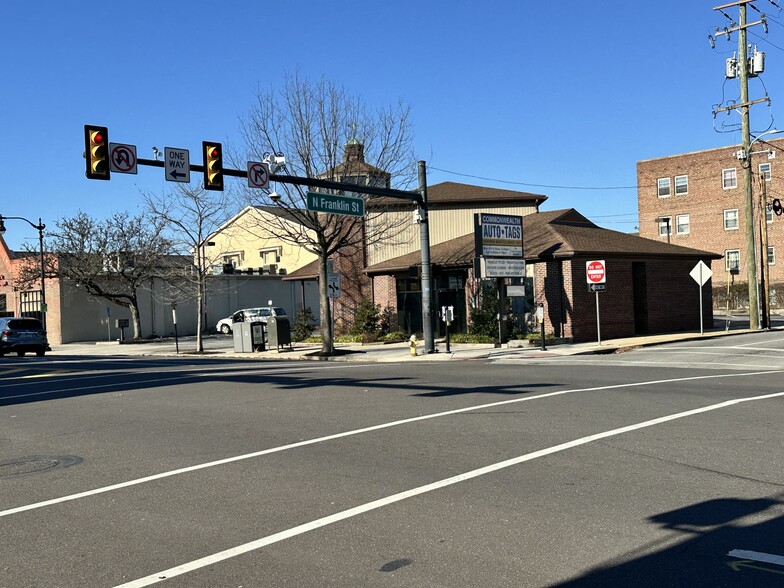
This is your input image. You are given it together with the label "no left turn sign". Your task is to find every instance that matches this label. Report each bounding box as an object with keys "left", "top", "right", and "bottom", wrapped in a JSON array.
[{"left": 586, "top": 260, "right": 606, "bottom": 284}]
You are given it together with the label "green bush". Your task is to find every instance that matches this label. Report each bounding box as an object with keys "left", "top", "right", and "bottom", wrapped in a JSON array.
[
  {"left": 350, "top": 297, "right": 380, "bottom": 337},
  {"left": 291, "top": 307, "right": 316, "bottom": 342},
  {"left": 335, "top": 334, "right": 364, "bottom": 343},
  {"left": 381, "top": 331, "right": 407, "bottom": 343},
  {"left": 449, "top": 333, "right": 496, "bottom": 344},
  {"left": 468, "top": 281, "right": 526, "bottom": 340}
]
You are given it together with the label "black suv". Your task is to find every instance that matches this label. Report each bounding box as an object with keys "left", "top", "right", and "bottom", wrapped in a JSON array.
[{"left": 0, "top": 317, "right": 50, "bottom": 357}]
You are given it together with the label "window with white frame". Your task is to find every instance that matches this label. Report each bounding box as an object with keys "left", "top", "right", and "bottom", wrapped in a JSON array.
[
  {"left": 759, "top": 162, "right": 772, "bottom": 182},
  {"left": 724, "top": 208, "right": 739, "bottom": 230},
  {"left": 259, "top": 247, "right": 281, "bottom": 265},
  {"left": 657, "top": 178, "right": 671, "bottom": 197},
  {"left": 222, "top": 253, "right": 243, "bottom": 268},
  {"left": 675, "top": 175, "right": 688, "bottom": 195},
  {"left": 722, "top": 168, "right": 738, "bottom": 189},
  {"left": 726, "top": 249, "right": 740, "bottom": 271},
  {"left": 768, "top": 246, "right": 776, "bottom": 265},
  {"left": 767, "top": 203, "right": 773, "bottom": 223},
  {"left": 658, "top": 217, "right": 672, "bottom": 237},
  {"left": 676, "top": 214, "right": 690, "bottom": 234}
]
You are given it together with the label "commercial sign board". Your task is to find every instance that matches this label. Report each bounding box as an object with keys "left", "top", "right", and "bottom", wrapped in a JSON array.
[
  {"left": 477, "top": 257, "right": 526, "bottom": 278},
  {"left": 474, "top": 213, "right": 523, "bottom": 258}
]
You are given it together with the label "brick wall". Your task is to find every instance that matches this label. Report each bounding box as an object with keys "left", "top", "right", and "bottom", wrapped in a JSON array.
[
  {"left": 638, "top": 139, "right": 784, "bottom": 287},
  {"left": 535, "top": 257, "right": 714, "bottom": 343}
]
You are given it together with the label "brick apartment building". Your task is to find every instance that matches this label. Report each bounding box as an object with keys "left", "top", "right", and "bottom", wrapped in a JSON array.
[{"left": 637, "top": 138, "right": 784, "bottom": 289}]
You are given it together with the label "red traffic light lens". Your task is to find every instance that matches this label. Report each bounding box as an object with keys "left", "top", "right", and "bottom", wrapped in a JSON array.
[
  {"left": 92, "top": 131, "right": 104, "bottom": 144},
  {"left": 209, "top": 147, "right": 219, "bottom": 158}
]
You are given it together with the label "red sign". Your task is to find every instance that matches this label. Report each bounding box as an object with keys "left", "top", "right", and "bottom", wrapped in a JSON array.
[{"left": 586, "top": 260, "right": 606, "bottom": 284}]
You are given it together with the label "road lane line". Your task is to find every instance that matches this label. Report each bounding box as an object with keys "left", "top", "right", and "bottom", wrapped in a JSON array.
[
  {"left": 115, "top": 388, "right": 784, "bottom": 587},
  {"left": 2, "top": 369, "right": 779, "bottom": 520},
  {"left": 729, "top": 549, "right": 784, "bottom": 567}
]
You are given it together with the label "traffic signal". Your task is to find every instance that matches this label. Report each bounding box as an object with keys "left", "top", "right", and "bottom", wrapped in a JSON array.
[
  {"left": 203, "top": 141, "right": 224, "bottom": 191},
  {"left": 84, "top": 125, "right": 110, "bottom": 180}
]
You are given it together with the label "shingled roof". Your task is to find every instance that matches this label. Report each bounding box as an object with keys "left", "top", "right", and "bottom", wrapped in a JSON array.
[{"left": 363, "top": 209, "right": 721, "bottom": 275}]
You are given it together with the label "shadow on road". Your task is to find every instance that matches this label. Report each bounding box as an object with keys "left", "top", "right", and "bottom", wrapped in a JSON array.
[{"left": 552, "top": 493, "right": 784, "bottom": 587}]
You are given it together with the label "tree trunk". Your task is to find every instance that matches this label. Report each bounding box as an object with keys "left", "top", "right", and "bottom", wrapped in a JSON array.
[
  {"left": 129, "top": 299, "right": 142, "bottom": 339},
  {"left": 319, "top": 255, "right": 334, "bottom": 354}
]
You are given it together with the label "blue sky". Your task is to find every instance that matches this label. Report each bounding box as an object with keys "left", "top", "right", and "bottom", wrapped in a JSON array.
[{"left": 2, "top": 0, "right": 783, "bottom": 249}]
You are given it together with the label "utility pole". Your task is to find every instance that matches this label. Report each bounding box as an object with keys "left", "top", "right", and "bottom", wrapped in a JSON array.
[
  {"left": 738, "top": 2, "right": 760, "bottom": 330},
  {"left": 711, "top": 0, "right": 773, "bottom": 331},
  {"left": 759, "top": 173, "right": 771, "bottom": 328}
]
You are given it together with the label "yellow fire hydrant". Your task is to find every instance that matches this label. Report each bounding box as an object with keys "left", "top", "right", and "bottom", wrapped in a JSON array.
[{"left": 409, "top": 334, "right": 418, "bottom": 357}]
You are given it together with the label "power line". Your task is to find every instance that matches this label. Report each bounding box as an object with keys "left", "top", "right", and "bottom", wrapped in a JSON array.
[{"left": 426, "top": 166, "right": 637, "bottom": 190}]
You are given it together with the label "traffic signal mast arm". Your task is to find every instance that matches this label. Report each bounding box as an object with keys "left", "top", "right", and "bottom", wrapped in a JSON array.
[{"left": 132, "top": 157, "right": 423, "bottom": 205}]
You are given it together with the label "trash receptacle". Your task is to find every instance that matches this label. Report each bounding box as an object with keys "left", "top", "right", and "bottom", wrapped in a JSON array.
[
  {"left": 232, "top": 314, "right": 246, "bottom": 352},
  {"left": 267, "top": 315, "right": 291, "bottom": 351},
  {"left": 233, "top": 316, "right": 266, "bottom": 352}
]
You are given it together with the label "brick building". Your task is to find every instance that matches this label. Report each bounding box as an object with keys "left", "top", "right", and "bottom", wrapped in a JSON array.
[
  {"left": 637, "top": 138, "right": 784, "bottom": 288},
  {"left": 367, "top": 209, "right": 720, "bottom": 342}
]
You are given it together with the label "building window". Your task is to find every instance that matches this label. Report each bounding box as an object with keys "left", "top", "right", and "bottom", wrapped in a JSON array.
[
  {"left": 726, "top": 249, "right": 740, "bottom": 272},
  {"left": 676, "top": 214, "right": 690, "bottom": 235},
  {"left": 222, "top": 253, "right": 242, "bottom": 268},
  {"left": 259, "top": 247, "right": 281, "bottom": 264},
  {"left": 724, "top": 209, "right": 739, "bottom": 230},
  {"left": 768, "top": 247, "right": 776, "bottom": 265},
  {"left": 675, "top": 175, "right": 688, "bottom": 195},
  {"left": 767, "top": 203, "right": 773, "bottom": 223},
  {"left": 657, "top": 177, "right": 671, "bottom": 197},
  {"left": 760, "top": 162, "right": 772, "bottom": 182},
  {"left": 723, "top": 168, "right": 737, "bottom": 189},
  {"left": 658, "top": 217, "right": 672, "bottom": 237}
]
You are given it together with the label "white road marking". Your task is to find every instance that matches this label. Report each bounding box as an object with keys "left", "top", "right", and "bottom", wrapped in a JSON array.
[
  {"left": 1, "top": 369, "right": 778, "bottom": 520},
  {"left": 728, "top": 549, "right": 784, "bottom": 567},
  {"left": 115, "top": 388, "right": 784, "bottom": 587}
]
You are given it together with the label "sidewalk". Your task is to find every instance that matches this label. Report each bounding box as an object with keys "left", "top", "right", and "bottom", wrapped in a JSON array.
[{"left": 47, "top": 324, "right": 765, "bottom": 363}]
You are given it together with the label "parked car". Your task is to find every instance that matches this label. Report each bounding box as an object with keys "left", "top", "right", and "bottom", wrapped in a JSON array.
[
  {"left": 216, "top": 307, "right": 287, "bottom": 334},
  {"left": 0, "top": 317, "right": 50, "bottom": 357}
]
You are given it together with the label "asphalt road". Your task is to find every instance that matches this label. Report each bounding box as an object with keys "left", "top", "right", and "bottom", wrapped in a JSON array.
[{"left": 2, "top": 332, "right": 784, "bottom": 587}]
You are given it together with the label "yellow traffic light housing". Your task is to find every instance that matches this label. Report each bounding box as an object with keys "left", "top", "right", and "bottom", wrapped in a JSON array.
[
  {"left": 84, "top": 125, "right": 110, "bottom": 180},
  {"left": 203, "top": 141, "right": 224, "bottom": 191}
]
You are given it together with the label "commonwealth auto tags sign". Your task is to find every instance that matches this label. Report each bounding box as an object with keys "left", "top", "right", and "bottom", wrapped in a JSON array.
[{"left": 476, "top": 213, "right": 523, "bottom": 257}]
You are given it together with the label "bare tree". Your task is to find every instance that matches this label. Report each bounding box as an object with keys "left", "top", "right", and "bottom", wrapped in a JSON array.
[
  {"left": 236, "top": 73, "right": 417, "bottom": 354},
  {"left": 144, "top": 184, "right": 233, "bottom": 353},
  {"left": 17, "top": 211, "right": 173, "bottom": 338}
]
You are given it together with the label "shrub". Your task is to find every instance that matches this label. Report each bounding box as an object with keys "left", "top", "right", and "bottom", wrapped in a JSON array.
[
  {"left": 291, "top": 307, "right": 316, "bottom": 342},
  {"left": 350, "top": 297, "right": 380, "bottom": 337},
  {"left": 381, "top": 331, "right": 407, "bottom": 343},
  {"left": 449, "top": 333, "right": 496, "bottom": 344}
]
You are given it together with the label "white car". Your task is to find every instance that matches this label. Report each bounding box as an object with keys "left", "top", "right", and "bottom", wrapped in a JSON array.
[{"left": 216, "top": 307, "right": 287, "bottom": 334}]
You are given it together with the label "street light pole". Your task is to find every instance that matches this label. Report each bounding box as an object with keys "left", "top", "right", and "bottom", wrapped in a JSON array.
[{"left": 0, "top": 215, "right": 47, "bottom": 332}]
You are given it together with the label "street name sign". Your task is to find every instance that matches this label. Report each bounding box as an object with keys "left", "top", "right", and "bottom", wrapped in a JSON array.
[
  {"left": 109, "top": 143, "right": 137, "bottom": 174},
  {"left": 164, "top": 147, "right": 190, "bottom": 183},
  {"left": 307, "top": 192, "right": 364, "bottom": 217}
]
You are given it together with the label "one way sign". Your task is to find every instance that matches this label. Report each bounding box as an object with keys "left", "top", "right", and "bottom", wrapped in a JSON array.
[{"left": 164, "top": 147, "right": 190, "bottom": 183}]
